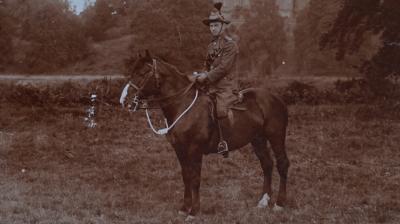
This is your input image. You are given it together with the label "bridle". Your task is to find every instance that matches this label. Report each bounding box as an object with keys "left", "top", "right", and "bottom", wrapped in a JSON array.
[
  {"left": 119, "top": 58, "right": 199, "bottom": 135},
  {"left": 126, "top": 59, "right": 161, "bottom": 111},
  {"left": 121, "top": 59, "right": 195, "bottom": 111}
]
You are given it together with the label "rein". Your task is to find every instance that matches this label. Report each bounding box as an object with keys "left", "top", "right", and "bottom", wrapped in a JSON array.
[
  {"left": 146, "top": 80, "right": 196, "bottom": 107},
  {"left": 120, "top": 58, "right": 199, "bottom": 135},
  {"left": 146, "top": 89, "right": 198, "bottom": 135}
]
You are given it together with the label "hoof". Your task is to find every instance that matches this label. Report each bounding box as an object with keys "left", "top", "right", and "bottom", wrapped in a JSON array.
[
  {"left": 185, "top": 215, "right": 196, "bottom": 222},
  {"left": 273, "top": 203, "right": 284, "bottom": 212},
  {"left": 257, "top": 193, "right": 270, "bottom": 208}
]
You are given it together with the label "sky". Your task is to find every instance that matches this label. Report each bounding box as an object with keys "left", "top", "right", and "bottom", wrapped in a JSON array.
[{"left": 69, "top": 0, "right": 95, "bottom": 14}]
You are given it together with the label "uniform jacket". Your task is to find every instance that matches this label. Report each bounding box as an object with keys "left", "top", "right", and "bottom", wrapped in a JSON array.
[
  {"left": 204, "top": 34, "right": 239, "bottom": 117},
  {"left": 205, "top": 34, "right": 239, "bottom": 89}
]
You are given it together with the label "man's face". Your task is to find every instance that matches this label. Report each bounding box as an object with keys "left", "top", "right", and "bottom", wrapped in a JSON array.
[{"left": 209, "top": 22, "right": 223, "bottom": 37}]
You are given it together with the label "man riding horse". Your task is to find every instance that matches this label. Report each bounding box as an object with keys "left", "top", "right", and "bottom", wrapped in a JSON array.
[
  {"left": 120, "top": 2, "right": 290, "bottom": 219},
  {"left": 192, "top": 3, "right": 238, "bottom": 156}
]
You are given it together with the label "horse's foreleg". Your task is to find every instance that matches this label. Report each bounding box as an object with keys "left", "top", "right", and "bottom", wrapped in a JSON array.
[
  {"left": 175, "top": 150, "right": 192, "bottom": 215},
  {"left": 252, "top": 136, "right": 273, "bottom": 208},
  {"left": 180, "top": 164, "right": 192, "bottom": 215},
  {"left": 188, "top": 153, "right": 203, "bottom": 217}
]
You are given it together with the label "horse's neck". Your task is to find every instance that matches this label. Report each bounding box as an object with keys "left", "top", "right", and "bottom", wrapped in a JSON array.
[
  {"left": 158, "top": 66, "right": 195, "bottom": 123},
  {"left": 160, "top": 88, "right": 197, "bottom": 125}
]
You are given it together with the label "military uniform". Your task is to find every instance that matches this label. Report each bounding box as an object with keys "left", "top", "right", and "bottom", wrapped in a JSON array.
[
  {"left": 200, "top": 2, "right": 235, "bottom": 156},
  {"left": 205, "top": 34, "right": 239, "bottom": 118}
]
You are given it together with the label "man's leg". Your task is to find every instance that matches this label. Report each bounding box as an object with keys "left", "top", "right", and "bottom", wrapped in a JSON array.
[{"left": 215, "top": 91, "right": 236, "bottom": 157}]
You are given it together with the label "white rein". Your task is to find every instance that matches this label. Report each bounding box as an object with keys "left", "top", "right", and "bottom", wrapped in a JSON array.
[
  {"left": 145, "top": 89, "right": 198, "bottom": 135},
  {"left": 120, "top": 82, "right": 199, "bottom": 135}
]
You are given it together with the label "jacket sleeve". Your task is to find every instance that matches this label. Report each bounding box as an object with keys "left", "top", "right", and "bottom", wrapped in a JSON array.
[
  {"left": 204, "top": 52, "right": 212, "bottom": 71},
  {"left": 207, "top": 41, "right": 238, "bottom": 83}
]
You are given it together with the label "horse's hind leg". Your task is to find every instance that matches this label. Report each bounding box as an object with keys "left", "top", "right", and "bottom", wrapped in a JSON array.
[
  {"left": 268, "top": 132, "right": 290, "bottom": 210},
  {"left": 251, "top": 135, "right": 273, "bottom": 208}
]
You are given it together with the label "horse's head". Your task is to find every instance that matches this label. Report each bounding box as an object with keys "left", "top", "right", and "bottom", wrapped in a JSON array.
[
  {"left": 121, "top": 50, "right": 191, "bottom": 110},
  {"left": 124, "top": 50, "right": 162, "bottom": 98}
]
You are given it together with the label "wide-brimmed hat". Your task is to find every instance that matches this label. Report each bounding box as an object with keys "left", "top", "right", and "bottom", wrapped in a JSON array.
[{"left": 202, "top": 3, "right": 231, "bottom": 26}]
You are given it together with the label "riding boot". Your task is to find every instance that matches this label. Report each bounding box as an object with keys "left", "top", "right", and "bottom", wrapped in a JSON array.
[
  {"left": 208, "top": 92, "right": 229, "bottom": 158},
  {"left": 216, "top": 118, "right": 229, "bottom": 158}
]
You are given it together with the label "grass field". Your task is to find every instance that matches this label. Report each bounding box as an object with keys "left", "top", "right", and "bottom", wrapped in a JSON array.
[{"left": 1, "top": 99, "right": 399, "bottom": 223}]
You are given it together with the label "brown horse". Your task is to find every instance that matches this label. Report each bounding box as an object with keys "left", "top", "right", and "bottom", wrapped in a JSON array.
[{"left": 123, "top": 51, "right": 289, "bottom": 220}]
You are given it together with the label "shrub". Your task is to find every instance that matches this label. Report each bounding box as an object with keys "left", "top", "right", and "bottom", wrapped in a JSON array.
[
  {"left": 281, "top": 81, "right": 321, "bottom": 105},
  {"left": 0, "top": 79, "right": 126, "bottom": 107}
]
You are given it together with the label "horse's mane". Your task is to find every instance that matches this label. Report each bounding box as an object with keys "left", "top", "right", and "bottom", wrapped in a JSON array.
[
  {"left": 157, "top": 58, "right": 191, "bottom": 83},
  {"left": 125, "top": 53, "right": 191, "bottom": 83}
]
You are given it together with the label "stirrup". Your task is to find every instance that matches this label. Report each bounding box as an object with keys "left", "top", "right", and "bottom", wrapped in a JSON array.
[{"left": 217, "top": 140, "right": 229, "bottom": 158}]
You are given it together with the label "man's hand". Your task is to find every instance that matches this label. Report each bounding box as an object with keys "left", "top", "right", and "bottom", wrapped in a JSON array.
[
  {"left": 196, "top": 72, "right": 208, "bottom": 83},
  {"left": 188, "top": 72, "right": 208, "bottom": 83},
  {"left": 187, "top": 72, "right": 198, "bottom": 82}
]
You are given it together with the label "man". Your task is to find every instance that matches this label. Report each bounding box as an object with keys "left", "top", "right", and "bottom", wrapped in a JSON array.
[{"left": 194, "top": 3, "right": 239, "bottom": 156}]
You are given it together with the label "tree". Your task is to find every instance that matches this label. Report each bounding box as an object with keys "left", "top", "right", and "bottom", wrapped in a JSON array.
[
  {"left": 127, "top": 0, "right": 211, "bottom": 72},
  {"left": 81, "top": 0, "right": 117, "bottom": 41},
  {"left": 20, "top": 0, "right": 89, "bottom": 73},
  {"left": 294, "top": 0, "right": 348, "bottom": 76},
  {"left": 234, "top": 0, "right": 287, "bottom": 76},
  {"left": 0, "top": 0, "right": 15, "bottom": 71},
  {"left": 321, "top": 0, "right": 400, "bottom": 88}
]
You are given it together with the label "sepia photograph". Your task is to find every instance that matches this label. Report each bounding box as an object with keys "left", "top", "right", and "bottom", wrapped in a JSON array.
[{"left": 0, "top": 0, "right": 399, "bottom": 223}]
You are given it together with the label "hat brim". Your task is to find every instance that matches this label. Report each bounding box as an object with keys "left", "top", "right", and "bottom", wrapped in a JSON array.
[{"left": 202, "top": 18, "right": 231, "bottom": 26}]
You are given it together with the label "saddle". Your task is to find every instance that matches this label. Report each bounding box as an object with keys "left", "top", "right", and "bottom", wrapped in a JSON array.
[{"left": 208, "top": 88, "right": 257, "bottom": 123}]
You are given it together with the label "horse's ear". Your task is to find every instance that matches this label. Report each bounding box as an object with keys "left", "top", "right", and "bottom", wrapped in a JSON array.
[{"left": 214, "top": 2, "right": 223, "bottom": 12}]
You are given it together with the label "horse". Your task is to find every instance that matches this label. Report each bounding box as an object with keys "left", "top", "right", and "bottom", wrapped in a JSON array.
[{"left": 122, "top": 51, "right": 290, "bottom": 220}]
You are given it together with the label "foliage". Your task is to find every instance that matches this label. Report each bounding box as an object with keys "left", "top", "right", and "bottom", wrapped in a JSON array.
[
  {"left": 0, "top": 79, "right": 125, "bottom": 107},
  {"left": 279, "top": 78, "right": 400, "bottom": 105},
  {"left": 321, "top": 0, "right": 400, "bottom": 92},
  {"left": 127, "top": 0, "right": 211, "bottom": 72},
  {"left": 234, "top": 0, "right": 287, "bottom": 76},
  {"left": 294, "top": 0, "right": 347, "bottom": 76},
  {"left": 3, "top": 77, "right": 398, "bottom": 108},
  {"left": 20, "top": 0, "right": 89, "bottom": 73},
  {"left": 0, "top": 0, "right": 14, "bottom": 70},
  {"left": 81, "top": 0, "right": 118, "bottom": 41},
  {"left": 0, "top": 0, "right": 89, "bottom": 73},
  {"left": 281, "top": 80, "right": 320, "bottom": 104}
]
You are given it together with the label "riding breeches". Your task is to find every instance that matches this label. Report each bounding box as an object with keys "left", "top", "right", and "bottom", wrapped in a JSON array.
[{"left": 209, "top": 79, "right": 237, "bottom": 118}]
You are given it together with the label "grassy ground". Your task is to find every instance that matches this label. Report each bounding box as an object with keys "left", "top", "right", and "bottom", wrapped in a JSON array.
[{"left": 0, "top": 102, "right": 399, "bottom": 223}]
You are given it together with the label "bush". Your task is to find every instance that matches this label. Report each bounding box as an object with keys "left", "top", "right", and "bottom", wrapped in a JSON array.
[
  {"left": 333, "top": 79, "right": 373, "bottom": 103},
  {"left": 279, "top": 78, "right": 399, "bottom": 105},
  {"left": 0, "top": 79, "right": 126, "bottom": 107},
  {"left": 1, "top": 78, "right": 398, "bottom": 108},
  {"left": 281, "top": 81, "right": 321, "bottom": 105}
]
